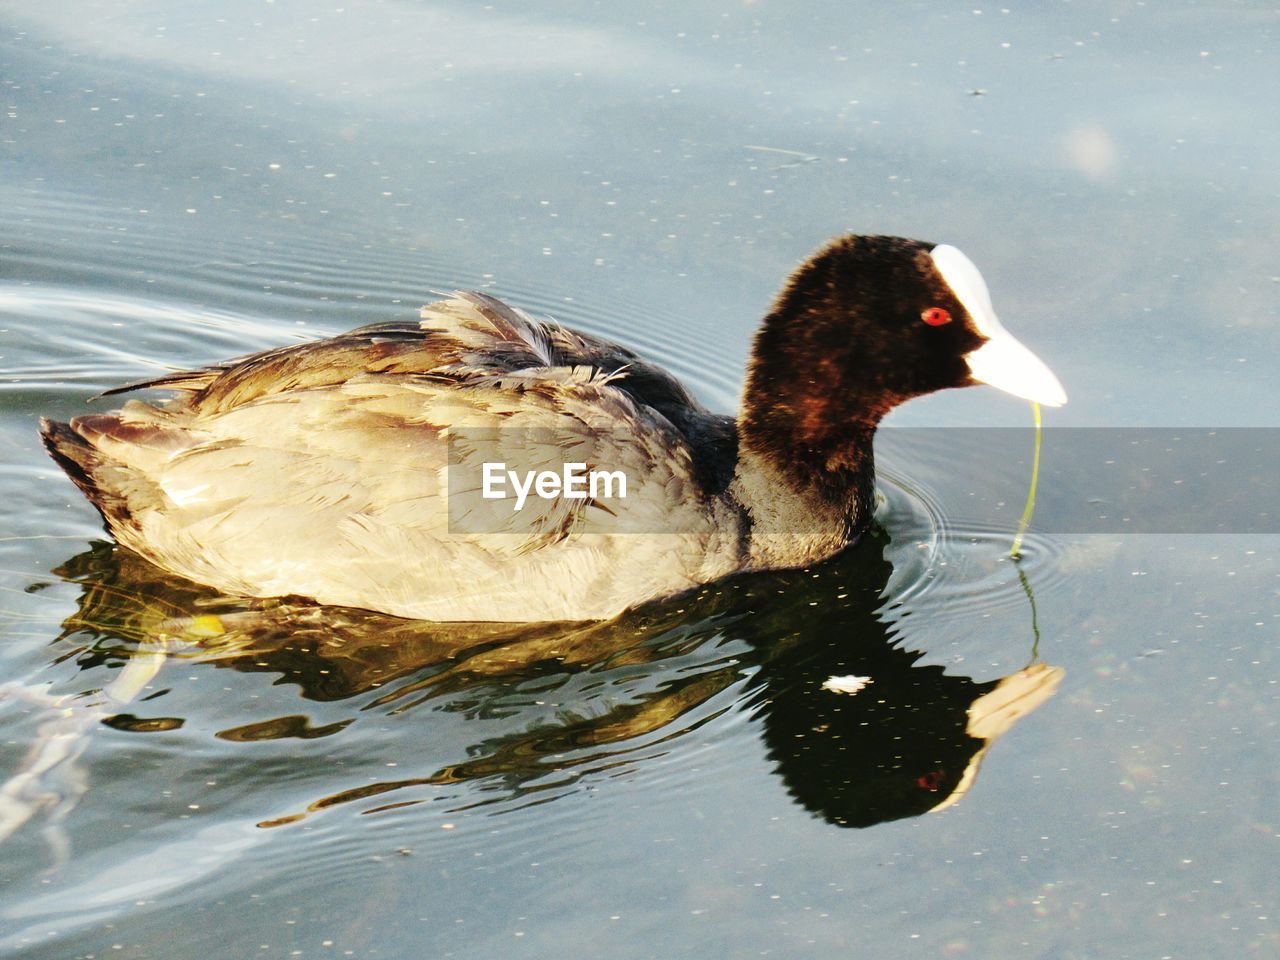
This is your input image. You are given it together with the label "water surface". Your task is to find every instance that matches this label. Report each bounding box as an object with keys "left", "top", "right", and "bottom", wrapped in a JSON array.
[{"left": 2, "top": 3, "right": 1277, "bottom": 958}]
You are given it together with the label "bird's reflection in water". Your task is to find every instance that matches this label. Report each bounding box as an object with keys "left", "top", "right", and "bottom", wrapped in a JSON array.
[{"left": 47, "top": 531, "right": 1061, "bottom": 831}]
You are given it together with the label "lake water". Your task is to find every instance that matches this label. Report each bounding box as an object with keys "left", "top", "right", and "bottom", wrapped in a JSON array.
[{"left": 2, "top": 2, "right": 1277, "bottom": 957}]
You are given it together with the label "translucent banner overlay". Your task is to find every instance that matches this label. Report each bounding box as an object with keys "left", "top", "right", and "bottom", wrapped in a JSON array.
[
  {"left": 877, "top": 428, "right": 1277, "bottom": 535},
  {"left": 447, "top": 428, "right": 1279, "bottom": 535}
]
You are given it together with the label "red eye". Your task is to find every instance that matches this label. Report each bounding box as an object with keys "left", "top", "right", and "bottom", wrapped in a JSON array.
[
  {"left": 916, "top": 770, "right": 945, "bottom": 792},
  {"left": 922, "top": 307, "right": 951, "bottom": 326}
]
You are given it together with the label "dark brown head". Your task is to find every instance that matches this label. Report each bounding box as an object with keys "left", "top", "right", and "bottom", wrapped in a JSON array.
[{"left": 739, "top": 235, "right": 1066, "bottom": 482}]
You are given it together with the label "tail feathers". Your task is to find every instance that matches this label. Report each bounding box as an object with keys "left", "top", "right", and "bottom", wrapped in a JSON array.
[
  {"left": 39, "top": 417, "right": 161, "bottom": 533},
  {"left": 40, "top": 417, "right": 106, "bottom": 504},
  {"left": 68, "top": 408, "right": 190, "bottom": 460}
]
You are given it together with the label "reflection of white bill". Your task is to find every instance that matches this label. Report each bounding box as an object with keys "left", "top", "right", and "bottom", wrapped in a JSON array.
[
  {"left": 931, "top": 663, "right": 1065, "bottom": 813},
  {"left": 481, "top": 462, "right": 628, "bottom": 511}
]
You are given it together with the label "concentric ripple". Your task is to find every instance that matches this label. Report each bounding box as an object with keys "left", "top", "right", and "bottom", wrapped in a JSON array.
[{"left": 876, "top": 433, "right": 1072, "bottom": 620}]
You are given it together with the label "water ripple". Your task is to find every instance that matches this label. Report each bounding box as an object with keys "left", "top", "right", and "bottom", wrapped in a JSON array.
[
  {"left": 2, "top": 190, "right": 742, "bottom": 409},
  {"left": 876, "top": 443, "right": 1071, "bottom": 620}
]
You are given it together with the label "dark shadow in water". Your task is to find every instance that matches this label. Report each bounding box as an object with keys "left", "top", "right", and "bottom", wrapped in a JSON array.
[{"left": 41, "top": 533, "right": 1061, "bottom": 831}]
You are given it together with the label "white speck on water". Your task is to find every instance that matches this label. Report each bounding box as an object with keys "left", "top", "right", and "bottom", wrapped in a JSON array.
[{"left": 822, "top": 675, "right": 872, "bottom": 695}]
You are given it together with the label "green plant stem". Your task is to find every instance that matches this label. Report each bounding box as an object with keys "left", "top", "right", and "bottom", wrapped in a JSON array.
[{"left": 1008, "top": 401, "right": 1042, "bottom": 560}]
